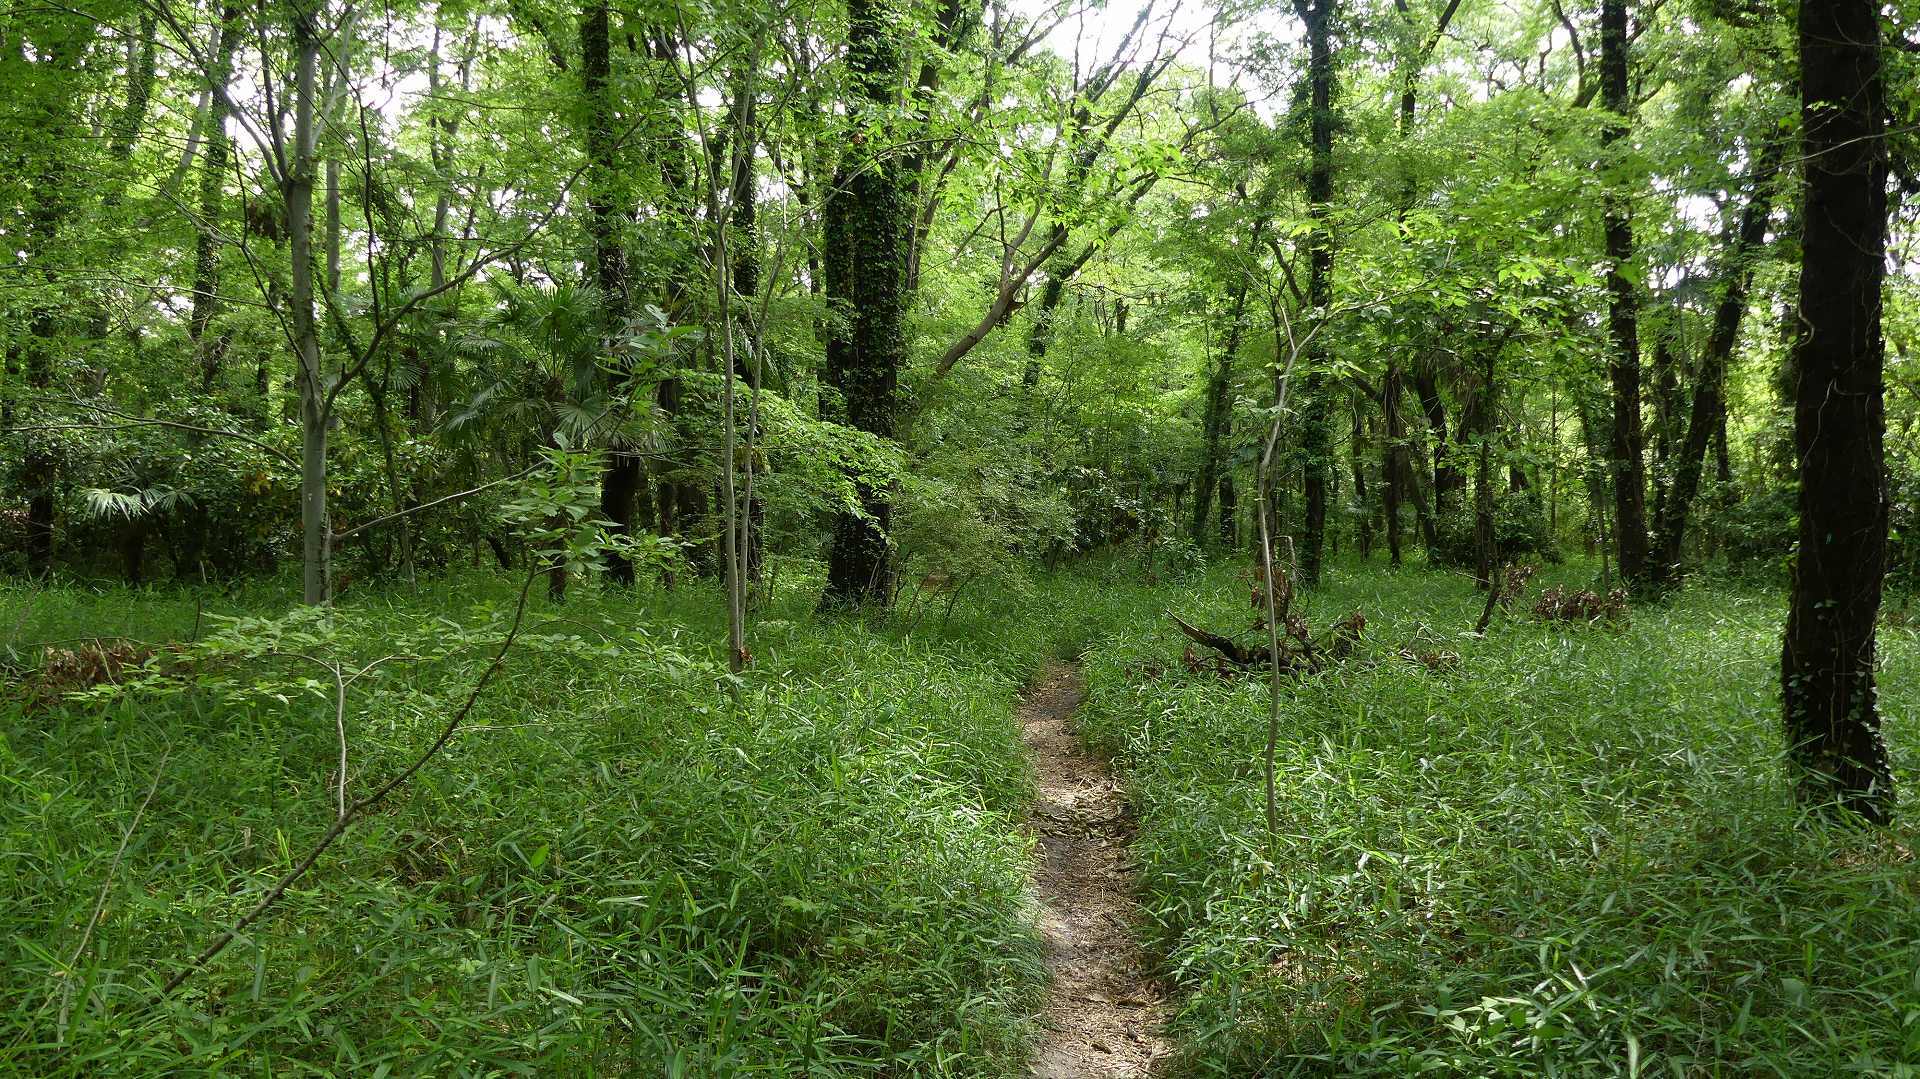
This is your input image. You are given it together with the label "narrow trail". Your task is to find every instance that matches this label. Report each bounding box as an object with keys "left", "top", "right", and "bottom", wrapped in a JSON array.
[{"left": 1019, "top": 664, "right": 1170, "bottom": 1078}]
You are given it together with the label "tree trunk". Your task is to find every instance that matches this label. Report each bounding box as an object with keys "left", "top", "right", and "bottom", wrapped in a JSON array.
[
  {"left": 1649, "top": 136, "right": 1782, "bottom": 584},
  {"left": 289, "top": 13, "right": 329, "bottom": 605},
  {"left": 727, "top": 69, "right": 766, "bottom": 585},
  {"left": 1020, "top": 267, "right": 1067, "bottom": 389},
  {"left": 1192, "top": 276, "right": 1252, "bottom": 546},
  {"left": 1383, "top": 362, "right": 1405, "bottom": 565},
  {"left": 1781, "top": 0, "right": 1892, "bottom": 822},
  {"left": 193, "top": 5, "right": 242, "bottom": 392},
  {"left": 1296, "top": 0, "right": 1336, "bottom": 588},
  {"left": 1472, "top": 343, "right": 1498, "bottom": 590},
  {"left": 647, "top": 27, "right": 702, "bottom": 575},
  {"left": 1600, "top": 0, "right": 1650, "bottom": 589},
  {"left": 1413, "top": 367, "right": 1461, "bottom": 514},
  {"left": 580, "top": 0, "right": 641, "bottom": 587},
  {"left": 1351, "top": 400, "right": 1373, "bottom": 559},
  {"left": 1218, "top": 473, "right": 1237, "bottom": 547},
  {"left": 18, "top": 29, "right": 91, "bottom": 576},
  {"left": 820, "top": 0, "right": 907, "bottom": 609},
  {"left": 1384, "top": 0, "right": 1461, "bottom": 567}
]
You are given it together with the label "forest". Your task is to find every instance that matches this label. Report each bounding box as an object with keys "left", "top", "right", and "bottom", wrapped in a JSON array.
[{"left": 3, "top": 0, "right": 1920, "bottom": 1072}]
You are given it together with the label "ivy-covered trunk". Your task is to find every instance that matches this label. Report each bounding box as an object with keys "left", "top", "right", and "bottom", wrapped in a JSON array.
[
  {"left": 1296, "top": 0, "right": 1335, "bottom": 588},
  {"left": 16, "top": 23, "right": 91, "bottom": 577},
  {"left": 820, "top": 0, "right": 907, "bottom": 609},
  {"left": 1600, "top": 0, "right": 1650, "bottom": 590},
  {"left": 1781, "top": 0, "right": 1892, "bottom": 822}
]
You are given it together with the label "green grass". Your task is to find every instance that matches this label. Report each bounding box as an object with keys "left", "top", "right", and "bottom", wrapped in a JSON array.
[
  {"left": 0, "top": 565, "right": 1083, "bottom": 1075},
  {"left": 9, "top": 556, "right": 1919, "bottom": 1076},
  {"left": 1076, "top": 558, "right": 1920, "bottom": 1076}
]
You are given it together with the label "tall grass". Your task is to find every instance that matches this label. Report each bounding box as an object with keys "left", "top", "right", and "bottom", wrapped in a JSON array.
[
  {"left": 0, "top": 566, "right": 1070, "bottom": 1075},
  {"left": 1076, "top": 559, "right": 1920, "bottom": 1075}
]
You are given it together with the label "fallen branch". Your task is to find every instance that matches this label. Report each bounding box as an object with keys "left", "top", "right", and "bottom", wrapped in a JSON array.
[{"left": 1168, "top": 613, "right": 1261, "bottom": 667}]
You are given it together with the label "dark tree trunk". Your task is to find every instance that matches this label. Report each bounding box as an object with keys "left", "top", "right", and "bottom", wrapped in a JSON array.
[
  {"left": 1413, "top": 367, "right": 1461, "bottom": 513},
  {"left": 1649, "top": 331, "right": 1682, "bottom": 470},
  {"left": 728, "top": 76, "right": 767, "bottom": 585},
  {"left": 1472, "top": 342, "right": 1499, "bottom": 590},
  {"left": 1383, "top": 0, "right": 1460, "bottom": 567},
  {"left": 1650, "top": 136, "right": 1782, "bottom": 585},
  {"left": 23, "top": 211, "right": 62, "bottom": 576},
  {"left": 1296, "top": 0, "right": 1336, "bottom": 587},
  {"left": 1351, "top": 401, "right": 1373, "bottom": 559},
  {"left": 81, "top": 11, "right": 159, "bottom": 387},
  {"left": 1601, "top": 0, "right": 1651, "bottom": 589},
  {"left": 1020, "top": 268, "right": 1067, "bottom": 390},
  {"left": 648, "top": 27, "right": 701, "bottom": 578},
  {"left": 18, "top": 30, "right": 89, "bottom": 577},
  {"left": 1781, "top": 0, "right": 1892, "bottom": 822},
  {"left": 121, "top": 518, "right": 148, "bottom": 585},
  {"left": 580, "top": 0, "right": 643, "bottom": 587},
  {"left": 1192, "top": 276, "right": 1252, "bottom": 546},
  {"left": 820, "top": 0, "right": 907, "bottom": 609}
]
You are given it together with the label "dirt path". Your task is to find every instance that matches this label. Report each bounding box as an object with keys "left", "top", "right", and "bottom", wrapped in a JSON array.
[{"left": 1020, "top": 664, "right": 1169, "bottom": 1078}]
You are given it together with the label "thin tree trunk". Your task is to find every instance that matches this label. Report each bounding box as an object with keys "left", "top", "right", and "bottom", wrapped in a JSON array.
[
  {"left": 726, "top": 65, "right": 766, "bottom": 586},
  {"left": 1383, "top": 361, "right": 1405, "bottom": 565},
  {"left": 1385, "top": 0, "right": 1461, "bottom": 567},
  {"left": 1193, "top": 272, "right": 1253, "bottom": 546},
  {"left": 18, "top": 30, "right": 91, "bottom": 576},
  {"left": 1351, "top": 400, "right": 1373, "bottom": 559},
  {"left": 1650, "top": 136, "right": 1783, "bottom": 583},
  {"left": 1781, "top": 0, "right": 1892, "bottom": 822}
]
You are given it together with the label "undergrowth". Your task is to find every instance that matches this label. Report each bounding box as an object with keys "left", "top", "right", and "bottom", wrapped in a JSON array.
[
  {"left": 0, "top": 566, "right": 1088, "bottom": 1075},
  {"left": 1077, "top": 559, "right": 1920, "bottom": 1076}
]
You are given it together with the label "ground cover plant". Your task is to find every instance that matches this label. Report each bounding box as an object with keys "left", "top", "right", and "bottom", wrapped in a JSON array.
[
  {"left": 0, "top": 567, "right": 1087, "bottom": 1075},
  {"left": 1078, "top": 559, "right": 1920, "bottom": 1075}
]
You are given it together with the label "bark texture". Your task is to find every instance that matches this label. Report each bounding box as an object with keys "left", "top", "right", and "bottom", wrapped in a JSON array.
[
  {"left": 820, "top": 0, "right": 908, "bottom": 608},
  {"left": 579, "top": 0, "right": 642, "bottom": 587},
  {"left": 1296, "top": 0, "right": 1335, "bottom": 587},
  {"left": 1781, "top": 0, "right": 1892, "bottom": 822},
  {"left": 1600, "top": 0, "right": 1650, "bottom": 589}
]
